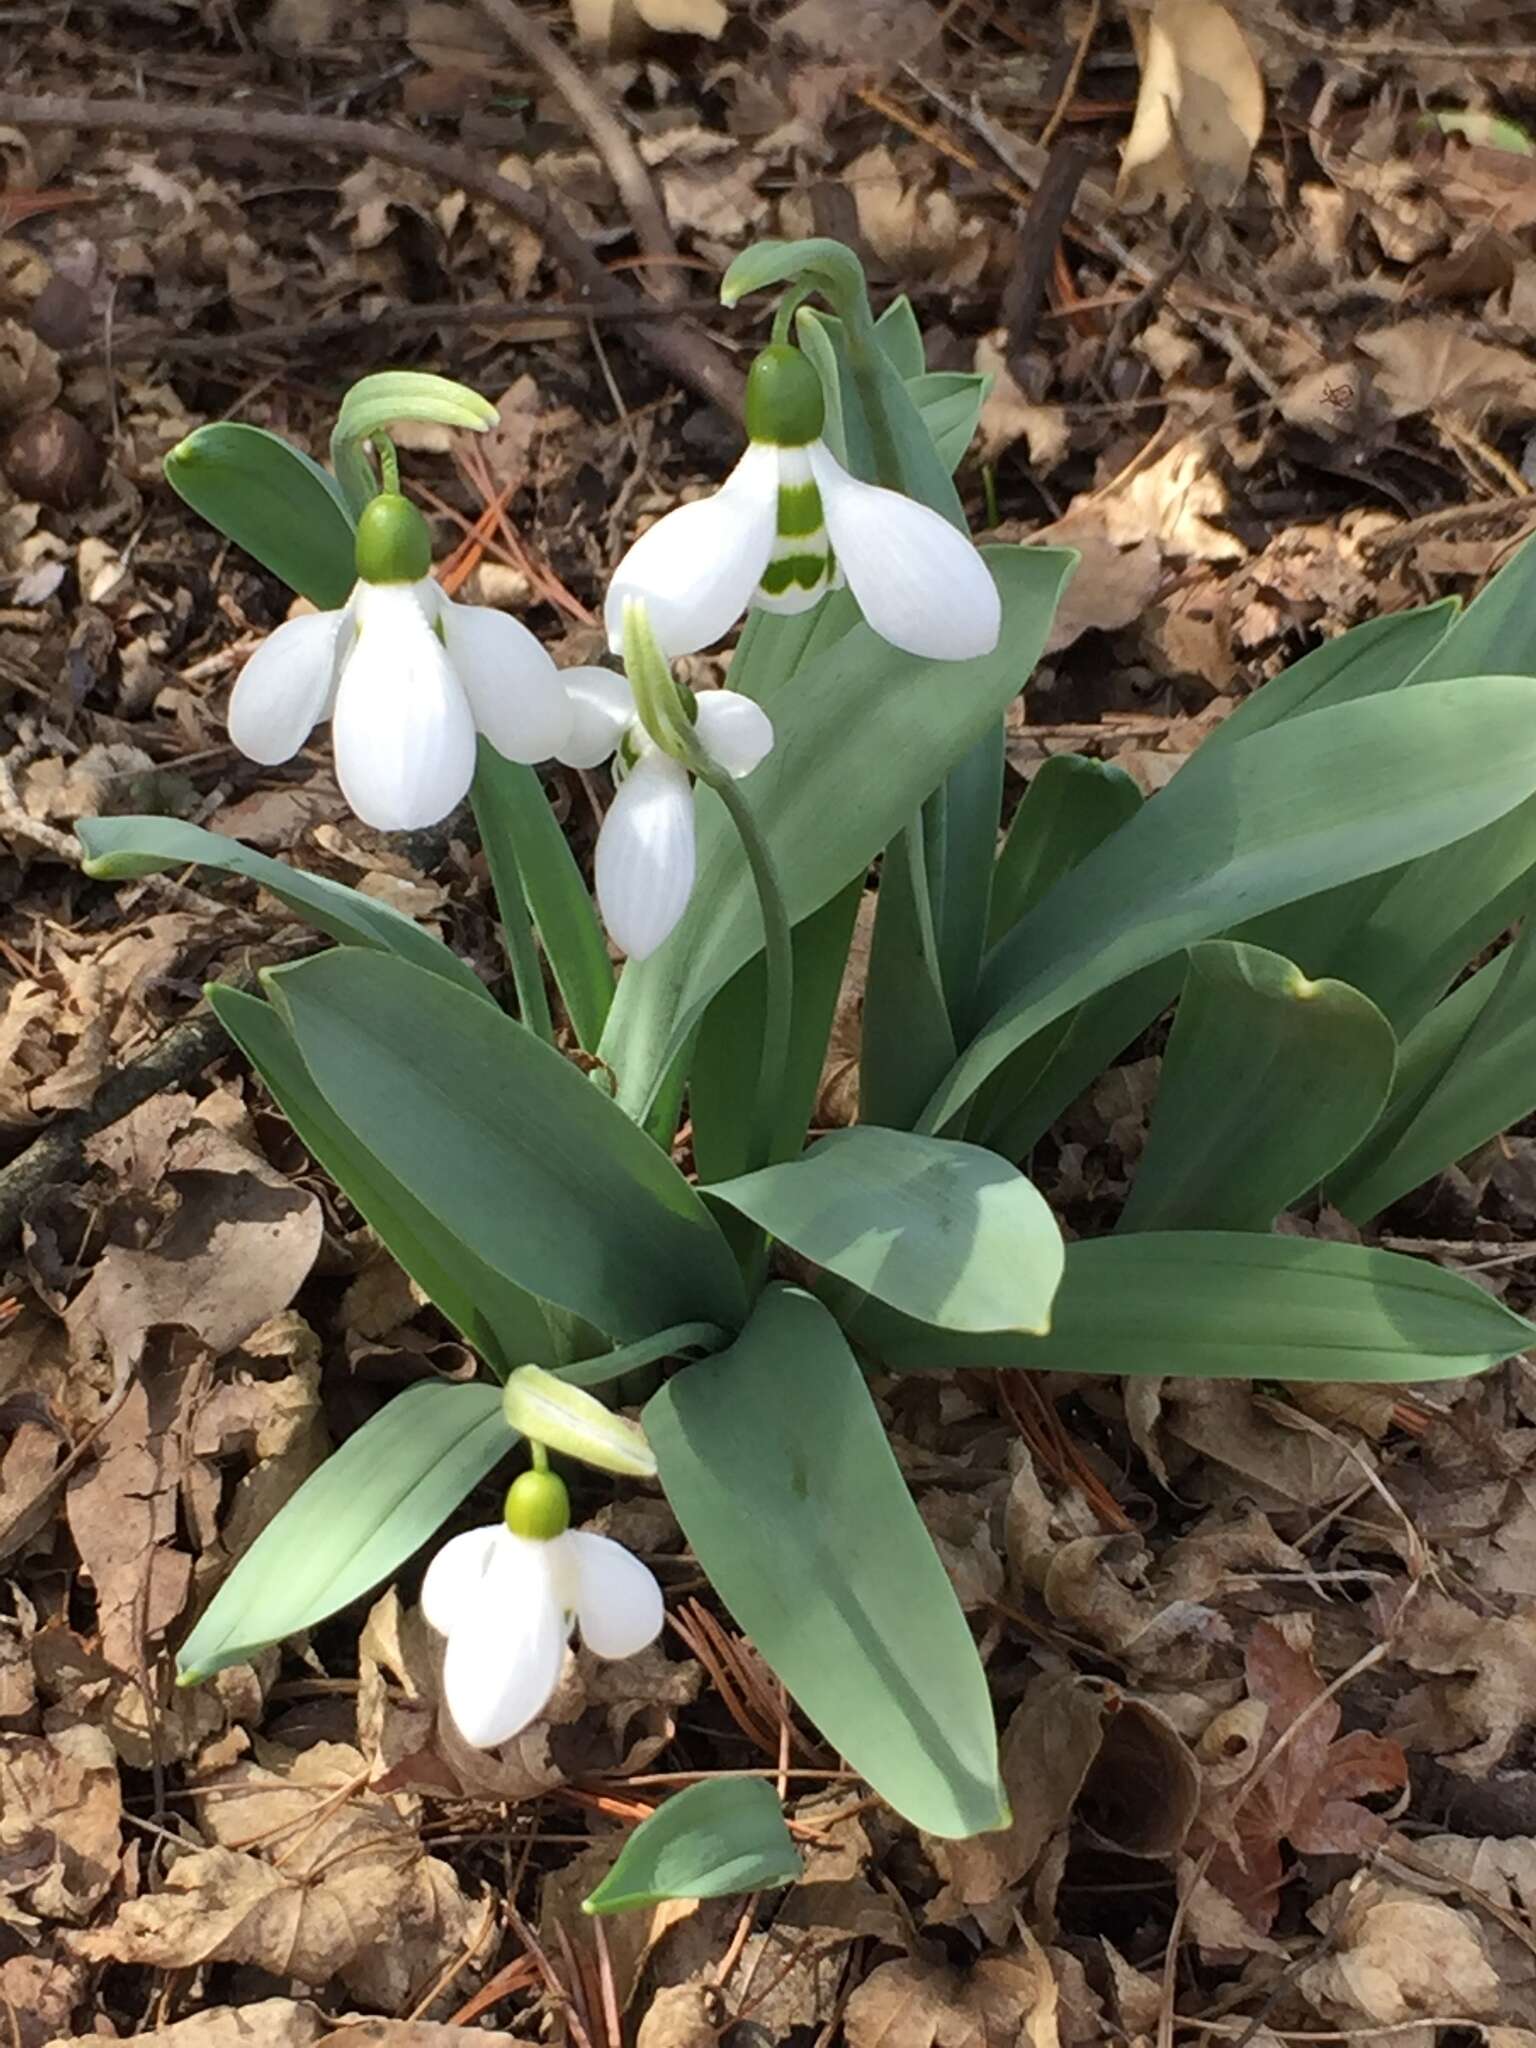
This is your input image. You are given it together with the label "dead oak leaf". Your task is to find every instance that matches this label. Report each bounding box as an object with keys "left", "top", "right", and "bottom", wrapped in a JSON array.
[
  {"left": 844, "top": 1940, "right": 1060, "bottom": 2048},
  {"left": 79, "top": 1744, "right": 479, "bottom": 2004},
  {"left": 1301, "top": 1878, "right": 1501, "bottom": 2025},
  {"left": 0, "top": 1720, "right": 122, "bottom": 1926},
  {"left": 1199, "top": 1621, "right": 1405, "bottom": 1933},
  {"left": 1360, "top": 317, "right": 1536, "bottom": 423},
  {"left": 1118, "top": 0, "right": 1265, "bottom": 214}
]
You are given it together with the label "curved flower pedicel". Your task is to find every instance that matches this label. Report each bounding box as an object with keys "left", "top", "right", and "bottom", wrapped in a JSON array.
[
  {"left": 556, "top": 663, "right": 774, "bottom": 960},
  {"left": 424, "top": 1469, "right": 664, "bottom": 1749},
  {"left": 604, "top": 345, "right": 1001, "bottom": 663},
  {"left": 228, "top": 492, "right": 572, "bottom": 832}
]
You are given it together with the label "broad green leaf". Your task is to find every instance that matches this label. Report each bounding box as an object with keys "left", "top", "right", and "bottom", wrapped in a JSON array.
[
  {"left": 989, "top": 754, "right": 1143, "bottom": 945},
  {"left": 330, "top": 370, "right": 497, "bottom": 514},
  {"left": 1121, "top": 943, "right": 1397, "bottom": 1233},
  {"left": 832, "top": 1234, "right": 1535, "bottom": 1383},
  {"left": 860, "top": 828, "right": 956, "bottom": 1131},
  {"left": 691, "top": 882, "right": 862, "bottom": 1185},
  {"left": 646, "top": 1288, "right": 1005, "bottom": 1836},
  {"left": 470, "top": 744, "right": 613, "bottom": 1051},
  {"left": 921, "top": 677, "right": 1536, "bottom": 1132},
  {"left": 1330, "top": 880, "right": 1536, "bottom": 1220},
  {"left": 874, "top": 293, "right": 926, "bottom": 381},
  {"left": 1201, "top": 602, "right": 1456, "bottom": 753},
  {"left": 709, "top": 1129, "right": 1063, "bottom": 1335},
  {"left": 210, "top": 986, "right": 557, "bottom": 1373},
  {"left": 270, "top": 950, "right": 746, "bottom": 1339},
  {"left": 164, "top": 423, "right": 356, "bottom": 610},
  {"left": 79, "top": 816, "right": 490, "bottom": 1004},
  {"left": 178, "top": 1380, "right": 511, "bottom": 1681},
  {"left": 602, "top": 547, "right": 1076, "bottom": 1122},
  {"left": 583, "top": 1779, "right": 801, "bottom": 1915}
]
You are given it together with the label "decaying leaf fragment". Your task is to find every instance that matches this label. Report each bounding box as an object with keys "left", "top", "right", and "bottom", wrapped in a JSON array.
[
  {"left": 568, "top": 0, "right": 728, "bottom": 45},
  {"left": 1118, "top": 0, "right": 1266, "bottom": 213}
]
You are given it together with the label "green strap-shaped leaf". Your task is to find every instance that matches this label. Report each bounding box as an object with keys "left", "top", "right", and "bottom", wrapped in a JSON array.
[
  {"left": 1330, "top": 878, "right": 1536, "bottom": 1221},
  {"left": 470, "top": 743, "right": 613, "bottom": 1052},
  {"left": 1121, "top": 942, "right": 1396, "bottom": 1233},
  {"left": 583, "top": 1779, "right": 801, "bottom": 1915},
  {"left": 909, "top": 371, "right": 992, "bottom": 474},
  {"left": 79, "top": 816, "right": 491, "bottom": 1004},
  {"left": 860, "top": 827, "right": 956, "bottom": 1130},
  {"left": 177, "top": 1380, "right": 512, "bottom": 1682},
  {"left": 921, "top": 677, "right": 1536, "bottom": 1132},
  {"left": 269, "top": 949, "right": 746, "bottom": 1340},
  {"left": 989, "top": 755, "right": 1143, "bottom": 945},
  {"left": 831, "top": 1233, "right": 1535, "bottom": 1383},
  {"left": 164, "top": 423, "right": 357, "bottom": 610},
  {"left": 210, "top": 985, "right": 557, "bottom": 1374},
  {"left": 646, "top": 1287, "right": 1005, "bottom": 1837},
  {"left": 873, "top": 293, "right": 926, "bottom": 381},
  {"left": 600, "top": 546, "right": 1076, "bottom": 1123},
  {"left": 710, "top": 1128, "right": 1062, "bottom": 1336}
]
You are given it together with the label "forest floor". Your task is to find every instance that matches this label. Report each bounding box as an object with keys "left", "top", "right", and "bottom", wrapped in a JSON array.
[{"left": 7, "top": 3, "right": 1536, "bottom": 2045}]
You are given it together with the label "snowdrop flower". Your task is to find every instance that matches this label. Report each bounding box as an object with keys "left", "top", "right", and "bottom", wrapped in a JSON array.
[
  {"left": 424, "top": 1468, "right": 663, "bottom": 1750},
  {"left": 604, "top": 344, "right": 1001, "bottom": 664},
  {"left": 556, "top": 655, "right": 773, "bottom": 961},
  {"left": 228, "top": 492, "right": 572, "bottom": 832}
]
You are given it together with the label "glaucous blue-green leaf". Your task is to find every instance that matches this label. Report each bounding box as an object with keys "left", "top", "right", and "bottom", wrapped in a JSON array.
[
  {"left": 989, "top": 754, "right": 1143, "bottom": 945},
  {"left": 210, "top": 985, "right": 557, "bottom": 1374},
  {"left": 710, "top": 1129, "right": 1063, "bottom": 1335},
  {"left": 471, "top": 744, "right": 613, "bottom": 1052},
  {"left": 178, "top": 1380, "right": 512, "bottom": 1682},
  {"left": 602, "top": 546, "right": 1076, "bottom": 1122},
  {"left": 646, "top": 1287, "right": 1005, "bottom": 1838},
  {"left": 79, "top": 816, "right": 489, "bottom": 1003},
  {"left": 269, "top": 949, "right": 746, "bottom": 1340},
  {"left": 583, "top": 1779, "right": 801, "bottom": 1915},
  {"left": 873, "top": 292, "right": 926, "bottom": 381},
  {"left": 921, "top": 677, "right": 1536, "bottom": 1132},
  {"left": 860, "top": 828, "right": 956, "bottom": 1130},
  {"left": 164, "top": 422, "right": 357, "bottom": 609},
  {"left": 1121, "top": 942, "right": 1396, "bottom": 1233},
  {"left": 830, "top": 1233, "right": 1535, "bottom": 1383},
  {"left": 1330, "top": 879, "right": 1536, "bottom": 1220},
  {"left": 910, "top": 371, "right": 991, "bottom": 473}
]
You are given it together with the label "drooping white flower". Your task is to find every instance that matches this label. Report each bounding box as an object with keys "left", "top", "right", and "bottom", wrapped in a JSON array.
[
  {"left": 604, "top": 344, "right": 1001, "bottom": 665},
  {"left": 423, "top": 1476, "right": 664, "bottom": 1749},
  {"left": 228, "top": 493, "right": 572, "bottom": 833},
  {"left": 557, "top": 665, "right": 774, "bottom": 961}
]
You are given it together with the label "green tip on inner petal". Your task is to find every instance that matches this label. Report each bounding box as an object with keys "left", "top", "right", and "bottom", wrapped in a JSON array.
[
  {"left": 745, "top": 345, "right": 825, "bottom": 448},
  {"left": 504, "top": 1467, "right": 571, "bottom": 1541},
  {"left": 354, "top": 491, "right": 433, "bottom": 585}
]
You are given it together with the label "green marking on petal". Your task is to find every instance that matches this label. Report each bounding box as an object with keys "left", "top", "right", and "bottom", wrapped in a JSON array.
[
  {"left": 777, "top": 480, "right": 824, "bottom": 538},
  {"left": 760, "top": 552, "right": 831, "bottom": 597}
]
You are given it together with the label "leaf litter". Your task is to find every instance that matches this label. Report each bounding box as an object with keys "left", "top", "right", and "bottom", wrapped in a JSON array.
[{"left": 8, "top": 0, "right": 1536, "bottom": 2041}]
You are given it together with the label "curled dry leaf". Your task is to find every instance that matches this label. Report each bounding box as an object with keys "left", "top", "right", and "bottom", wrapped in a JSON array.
[
  {"left": 0, "top": 1952, "right": 87, "bottom": 2048},
  {"left": 1359, "top": 316, "right": 1536, "bottom": 423},
  {"left": 844, "top": 1939, "right": 1061, "bottom": 2048},
  {"left": 77, "top": 1742, "right": 480, "bottom": 2006},
  {"left": 1391, "top": 1592, "right": 1536, "bottom": 1777},
  {"left": 103, "top": 2001, "right": 329, "bottom": 2048},
  {"left": 568, "top": 0, "right": 729, "bottom": 45},
  {"left": 0, "top": 1721, "right": 121, "bottom": 1928},
  {"left": 1301, "top": 1878, "right": 1501, "bottom": 2025},
  {"left": 1117, "top": 0, "right": 1266, "bottom": 214}
]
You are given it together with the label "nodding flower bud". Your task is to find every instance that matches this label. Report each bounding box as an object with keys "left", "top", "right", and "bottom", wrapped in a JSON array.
[
  {"left": 503, "top": 1466, "right": 572, "bottom": 1542},
  {"left": 744, "top": 345, "right": 826, "bottom": 449},
  {"left": 354, "top": 490, "right": 433, "bottom": 586}
]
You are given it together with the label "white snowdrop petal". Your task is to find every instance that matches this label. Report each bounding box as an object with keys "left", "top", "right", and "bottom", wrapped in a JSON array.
[
  {"left": 331, "top": 582, "right": 478, "bottom": 831},
  {"left": 556, "top": 666, "right": 637, "bottom": 769},
  {"left": 227, "top": 605, "right": 350, "bottom": 764},
  {"left": 809, "top": 443, "right": 1001, "bottom": 662},
  {"left": 594, "top": 750, "right": 696, "bottom": 960},
  {"left": 440, "top": 1531, "right": 569, "bottom": 1748},
  {"left": 694, "top": 690, "right": 774, "bottom": 780},
  {"left": 564, "top": 1530, "right": 665, "bottom": 1659},
  {"left": 420, "top": 1525, "right": 498, "bottom": 1636},
  {"left": 439, "top": 599, "right": 573, "bottom": 764},
  {"left": 604, "top": 441, "right": 780, "bottom": 658}
]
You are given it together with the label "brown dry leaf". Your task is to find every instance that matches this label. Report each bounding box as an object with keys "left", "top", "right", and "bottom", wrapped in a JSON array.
[
  {"left": 68, "top": 1116, "right": 323, "bottom": 1371},
  {"left": 1156, "top": 1379, "right": 1362, "bottom": 1510},
  {"left": 973, "top": 336, "right": 1070, "bottom": 471},
  {"left": 568, "top": 0, "right": 728, "bottom": 43},
  {"left": 844, "top": 1943, "right": 1060, "bottom": 2048},
  {"left": 79, "top": 1743, "right": 482, "bottom": 2004},
  {"left": 1117, "top": 0, "right": 1266, "bottom": 213},
  {"left": 1094, "top": 435, "right": 1244, "bottom": 563},
  {"left": 101, "top": 2001, "right": 329, "bottom": 2048},
  {"left": 317, "top": 2025, "right": 524, "bottom": 2048},
  {"left": 1300, "top": 1878, "right": 1501, "bottom": 2025},
  {"left": 1391, "top": 1594, "right": 1536, "bottom": 1776},
  {"left": 1360, "top": 317, "right": 1536, "bottom": 422},
  {"left": 0, "top": 1951, "right": 86, "bottom": 2048},
  {"left": 0, "top": 1721, "right": 122, "bottom": 1927},
  {"left": 1198, "top": 1621, "right": 1406, "bottom": 1933},
  {"left": 837, "top": 145, "right": 982, "bottom": 282}
]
